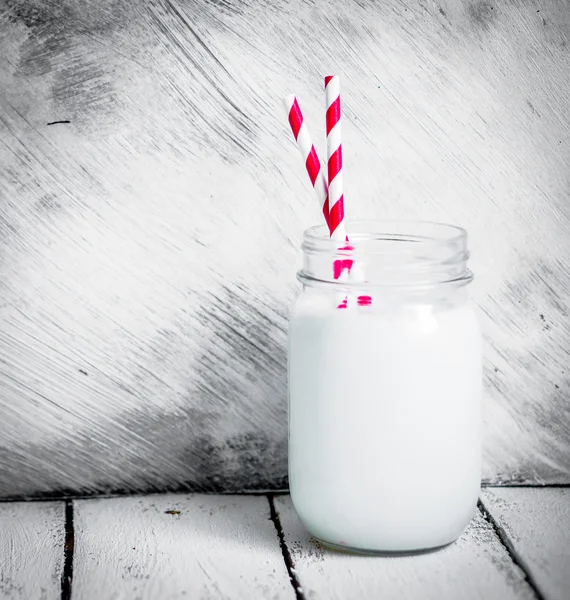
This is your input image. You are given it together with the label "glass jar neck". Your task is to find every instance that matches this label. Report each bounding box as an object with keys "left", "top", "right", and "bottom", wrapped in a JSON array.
[{"left": 298, "top": 220, "right": 473, "bottom": 291}]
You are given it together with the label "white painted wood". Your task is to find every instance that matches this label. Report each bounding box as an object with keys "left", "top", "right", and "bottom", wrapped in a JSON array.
[
  {"left": 482, "top": 488, "right": 570, "bottom": 600},
  {"left": 275, "top": 495, "right": 535, "bottom": 600},
  {"left": 0, "top": 0, "right": 569, "bottom": 495},
  {"left": 0, "top": 501, "right": 65, "bottom": 600},
  {"left": 73, "top": 494, "right": 295, "bottom": 599}
]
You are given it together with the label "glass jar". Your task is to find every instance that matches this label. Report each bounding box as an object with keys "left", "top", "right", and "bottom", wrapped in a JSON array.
[{"left": 288, "top": 221, "right": 481, "bottom": 554}]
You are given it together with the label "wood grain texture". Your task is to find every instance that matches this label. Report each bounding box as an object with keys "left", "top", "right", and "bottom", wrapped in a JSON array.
[
  {"left": 73, "top": 494, "right": 295, "bottom": 600},
  {"left": 482, "top": 488, "right": 570, "bottom": 600},
  {"left": 275, "top": 495, "right": 536, "bottom": 600},
  {"left": 0, "top": 0, "right": 569, "bottom": 496},
  {"left": 0, "top": 501, "right": 65, "bottom": 599}
]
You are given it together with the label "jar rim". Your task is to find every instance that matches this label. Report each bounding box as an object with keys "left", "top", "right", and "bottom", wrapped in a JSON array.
[
  {"left": 303, "top": 220, "right": 467, "bottom": 252},
  {"left": 299, "top": 220, "right": 472, "bottom": 289}
]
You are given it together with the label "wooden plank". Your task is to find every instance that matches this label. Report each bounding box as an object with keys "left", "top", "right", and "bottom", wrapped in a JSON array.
[
  {"left": 73, "top": 494, "right": 295, "bottom": 599},
  {"left": 275, "top": 495, "right": 536, "bottom": 600},
  {"left": 0, "top": 501, "right": 65, "bottom": 600},
  {"left": 0, "top": 0, "right": 570, "bottom": 497},
  {"left": 482, "top": 488, "right": 570, "bottom": 600}
]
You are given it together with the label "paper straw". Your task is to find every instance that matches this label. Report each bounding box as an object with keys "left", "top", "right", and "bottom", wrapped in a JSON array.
[
  {"left": 283, "top": 95, "right": 330, "bottom": 230},
  {"left": 283, "top": 88, "right": 371, "bottom": 307},
  {"left": 324, "top": 75, "right": 346, "bottom": 242},
  {"left": 325, "top": 77, "right": 371, "bottom": 306}
]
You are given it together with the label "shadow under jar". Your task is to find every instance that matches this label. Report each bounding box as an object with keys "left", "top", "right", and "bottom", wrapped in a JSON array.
[{"left": 288, "top": 221, "right": 482, "bottom": 554}]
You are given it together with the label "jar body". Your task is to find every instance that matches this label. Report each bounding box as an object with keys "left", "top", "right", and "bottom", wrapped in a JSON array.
[{"left": 288, "top": 223, "right": 481, "bottom": 553}]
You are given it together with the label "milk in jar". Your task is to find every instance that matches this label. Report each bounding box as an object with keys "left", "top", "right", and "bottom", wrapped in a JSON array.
[{"left": 288, "top": 221, "right": 482, "bottom": 554}]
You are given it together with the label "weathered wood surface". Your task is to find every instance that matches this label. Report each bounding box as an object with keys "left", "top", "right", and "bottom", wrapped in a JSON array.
[
  {"left": 274, "top": 495, "right": 536, "bottom": 600},
  {"left": 0, "top": 501, "right": 65, "bottom": 599},
  {"left": 0, "top": 0, "right": 569, "bottom": 497},
  {"left": 482, "top": 488, "right": 570, "bottom": 600},
  {"left": 1, "top": 491, "right": 569, "bottom": 599},
  {"left": 72, "top": 494, "right": 294, "bottom": 600}
]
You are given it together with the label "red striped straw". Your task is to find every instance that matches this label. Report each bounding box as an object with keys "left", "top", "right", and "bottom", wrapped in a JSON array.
[
  {"left": 324, "top": 75, "right": 347, "bottom": 242},
  {"left": 283, "top": 86, "right": 371, "bottom": 308},
  {"left": 325, "top": 76, "right": 371, "bottom": 307},
  {"left": 283, "top": 95, "right": 330, "bottom": 229}
]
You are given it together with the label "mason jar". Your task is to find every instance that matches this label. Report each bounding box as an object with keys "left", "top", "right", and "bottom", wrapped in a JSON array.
[{"left": 288, "top": 221, "right": 482, "bottom": 554}]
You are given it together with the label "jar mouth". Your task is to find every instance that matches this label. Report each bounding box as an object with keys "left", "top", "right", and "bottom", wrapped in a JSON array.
[
  {"left": 303, "top": 220, "right": 467, "bottom": 254},
  {"left": 300, "top": 220, "right": 472, "bottom": 289}
]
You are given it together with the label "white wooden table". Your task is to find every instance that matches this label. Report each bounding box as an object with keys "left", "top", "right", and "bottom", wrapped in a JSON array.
[{"left": 1, "top": 489, "right": 568, "bottom": 599}]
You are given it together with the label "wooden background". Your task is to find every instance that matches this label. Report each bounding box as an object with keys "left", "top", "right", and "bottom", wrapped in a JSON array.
[{"left": 0, "top": 0, "right": 569, "bottom": 498}]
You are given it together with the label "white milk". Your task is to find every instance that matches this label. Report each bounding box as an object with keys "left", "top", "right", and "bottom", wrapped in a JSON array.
[{"left": 288, "top": 298, "right": 482, "bottom": 553}]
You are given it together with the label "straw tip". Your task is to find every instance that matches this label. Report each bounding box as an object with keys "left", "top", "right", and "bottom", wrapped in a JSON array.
[
  {"left": 283, "top": 94, "right": 297, "bottom": 114},
  {"left": 324, "top": 75, "right": 337, "bottom": 86},
  {"left": 283, "top": 94, "right": 296, "bottom": 109}
]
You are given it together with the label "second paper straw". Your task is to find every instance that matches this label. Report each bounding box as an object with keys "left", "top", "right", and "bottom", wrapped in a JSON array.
[{"left": 325, "top": 75, "right": 346, "bottom": 242}]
